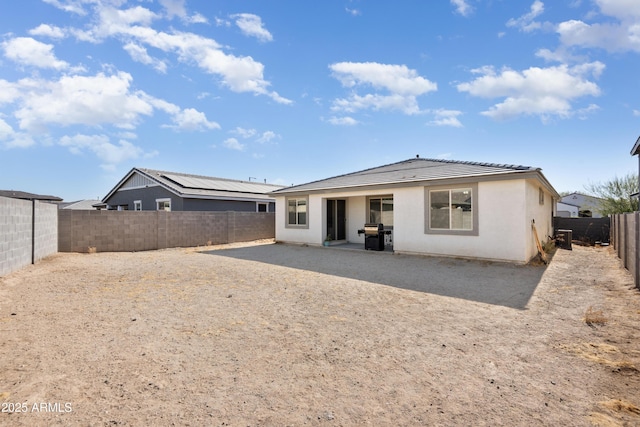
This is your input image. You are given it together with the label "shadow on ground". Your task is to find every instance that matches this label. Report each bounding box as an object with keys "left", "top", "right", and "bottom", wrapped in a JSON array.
[{"left": 201, "top": 243, "right": 547, "bottom": 310}]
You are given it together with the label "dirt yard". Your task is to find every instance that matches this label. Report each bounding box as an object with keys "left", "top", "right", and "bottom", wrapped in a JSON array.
[{"left": 0, "top": 241, "right": 639, "bottom": 426}]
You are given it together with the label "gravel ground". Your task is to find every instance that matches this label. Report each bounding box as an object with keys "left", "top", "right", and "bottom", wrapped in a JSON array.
[{"left": 0, "top": 241, "right": 639, "bottom": 426}]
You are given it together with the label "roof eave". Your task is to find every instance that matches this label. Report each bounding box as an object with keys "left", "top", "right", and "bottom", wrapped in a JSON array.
[
  {"left": 270, "top": 169, "right": 545, "bottom": 196},
  {"left": 631, "top": 136, "right": 640, "bottom": 156}
]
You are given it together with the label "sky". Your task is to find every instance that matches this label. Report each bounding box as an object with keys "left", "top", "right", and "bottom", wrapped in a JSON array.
[{"left": 1, "top": 0, "right": 639, "bottom": 201}]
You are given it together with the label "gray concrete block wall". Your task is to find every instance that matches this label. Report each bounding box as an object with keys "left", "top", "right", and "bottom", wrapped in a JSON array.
[
  {"left": 58, "top": 210, "right": 275, "bottom": 252},
  {"left": 34, "top": 201, "right": 58, "bottom": 262},
  {"left": 0, "top": 196, "right": 58, "bottom": 276}
]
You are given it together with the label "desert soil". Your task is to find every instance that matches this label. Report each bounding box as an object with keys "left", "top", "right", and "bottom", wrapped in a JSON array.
[{"left": 0, "top": 241, "right": 639, "bottom": 426}]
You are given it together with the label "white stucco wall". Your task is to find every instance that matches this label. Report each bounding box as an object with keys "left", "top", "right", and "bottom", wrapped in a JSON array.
[
  {"left": 524, "top": 179, "right": 555, "bottom": 261},
  {"left": 274, "top": 176, "right": 557, "bottom": 263},
  {"left": 392, "top": 180, "right": 528, "bottom": 262}
]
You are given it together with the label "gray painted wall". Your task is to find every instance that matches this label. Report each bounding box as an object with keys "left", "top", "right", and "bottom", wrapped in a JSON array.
[
  {"left": 0, "top": 196, "right": 58, "bottom": 276},
  {"left": 59, "top": 210, "right": 275, "bottom": 252},
  {"left": 104, "top": 187, "right": 274, "bottom": 212}
]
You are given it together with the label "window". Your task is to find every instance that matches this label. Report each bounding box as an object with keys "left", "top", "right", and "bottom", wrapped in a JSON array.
[
  {"left": 156, "top": 198, "right": 171, "bottom": 211},
  {"left": 425, "top": 184, "right": 478, "bottom": 236},
  {"left": 257, "top": 203, "right": 268, "bottom": 212},
  {"left": 539, "top": 187, "right": 544, "bottom": 205},
  {"left": 134, "top": 200, "right": 142, "bottom": 211},
  {"left": 368, "top": 196, "right": 393, "bottom": 226},
  {"left": 286, "top": 197, "right": 308, "bottom": 227}
]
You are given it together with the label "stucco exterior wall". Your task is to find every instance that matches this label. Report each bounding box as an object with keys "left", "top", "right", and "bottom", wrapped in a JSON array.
[
  {"left": 524, "top": 178, "right": 555, "bottom": 261},
  {"left": 274, "top": 177, "right": 556, "bottom": 263},
  {"left": 392, "top": 180, "right": 528, "bottom": 262}
]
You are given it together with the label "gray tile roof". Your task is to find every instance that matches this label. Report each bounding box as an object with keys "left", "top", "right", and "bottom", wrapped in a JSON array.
[{"left": 272, "top": 158, "right": 539, "bottom": 194}]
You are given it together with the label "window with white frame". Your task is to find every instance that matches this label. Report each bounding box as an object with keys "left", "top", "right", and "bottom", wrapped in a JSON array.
[
  {"left": 286, "top": 197, "right": 308, "bottom": 227},
  {"left": 425, "top": 184, "right": 478, "bottom": 236},
  {"left": 257, "top": 203, "right": 268, "bottom": 212},
  {"left": 156, "top": 198, "right": 171, "bottom": 211},
  {"left": 134, "top": 200, "right": 142, "bottom": 211}
]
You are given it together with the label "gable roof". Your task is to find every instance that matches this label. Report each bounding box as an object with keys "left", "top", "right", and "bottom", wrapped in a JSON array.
[
  {"left": 103, "top": 168, "right": 284, "bottom": 202},
  {"left": 0, "top": 190, "right": 62, "bottom": 202},
  {"left": 272, "top": 158, "right": 559, "bottom": 197}
]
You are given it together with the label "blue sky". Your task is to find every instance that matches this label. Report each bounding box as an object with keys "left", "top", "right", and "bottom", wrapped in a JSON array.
[{"left": 1, "top": 0, "right": 639, "bottom": 201}]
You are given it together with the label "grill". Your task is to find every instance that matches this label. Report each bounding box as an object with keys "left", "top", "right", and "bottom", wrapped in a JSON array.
[{"left": 357, "top": 223, "right": 390, "bottom": 251}]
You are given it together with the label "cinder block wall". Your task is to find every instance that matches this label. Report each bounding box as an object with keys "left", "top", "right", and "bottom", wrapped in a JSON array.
[
  {"left": 58, "top": 210, "right": 275, "bottom": 253},
  {"left": 0, "top": 196, "right": 58, "bottom": 276}
]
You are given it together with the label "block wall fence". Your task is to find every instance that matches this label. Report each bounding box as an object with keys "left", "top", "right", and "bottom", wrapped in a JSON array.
[
  {"left": 58, "top": 210, "right": 275, "bottom": 253},
  {"left": 611, "top": 213, "right": 640, "bottom": 290},
  {"left": 0, "top": 196, "right": 59, "bottom": 276}
]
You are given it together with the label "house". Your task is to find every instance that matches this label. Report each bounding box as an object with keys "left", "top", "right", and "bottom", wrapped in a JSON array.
[
  {"left": 559, "top": 192, "right": 604, "bottom": 218},
  {"left": 0, "top": 190, "right": 62, "bottom": 204},
  {"left": 101, "top": 168, "right": 283, "bottom": 212},
  {"left": 556, "top": 201, "right": 580, "bottom": 218},
  {"left": 270, "top": 157, "right": 560, "bottom": 263},
  {"left": 59, "top": 199, "right": 102, "bottom": 210}
]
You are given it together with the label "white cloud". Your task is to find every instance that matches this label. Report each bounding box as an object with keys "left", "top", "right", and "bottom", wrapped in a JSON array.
[
  {"left": 223, "top": 137, "right": 245, "bottom": 151},
  {"left": 42, "top": 0, "right": 89, "bottom": 15},
  {"left": 123, "top": 42, "right": 167, "bottom": 73},
  {"left": 2, "top": 37, "right": 69, "bottom": 70},
  {"left": 165, "top": 108, "right": 220, "bottom": 131},
  {"left": 556, "top": 0, "right": 640, "bottom": 52},
  {"left": 506, "top": 1, "right": 545, "bottom": 32},
  {"left": 0, "top": 118, "right": 34, "bottom": 148},
  {"left": 29, "top": 24, "right": 67, "bottom": 39},
  {"left": 159, "top": 0, "right": 207, "bottom": 23},
  {"left": 75, "top": 4, "right": 290, "bottom": 104},
  {"left": 596, "top": 0, "right": 640, "bottom": 19},
  {"left": 256, "top": 130, "right": 277, "bottom": 143},
  {"left": 457, "top": 63, "right": 604, "bottom": 120},
  {"left": 231, "top": 13, "right": 273, "bottom": 42},
  {"left": 634, "top": 109, "right": 640, "bottom": 117},
  {"left": 450, "top": 0, "right": 473, "bottom": 17},
  {"left": 327, "top": 116, "right": 359, "bottom": 126},
  {"left": 13, "top": 72, "right": 154, "bottom": 132},
  {"left": 231, "top": 127, "right": 257, "bottom": 138},
  {"left": 346, "top": 8, "right": 361, "bottom": 16},
  {"left": 58, "top": 133, "right": 155, "bottom": 170},
  {"left": 428, "top": 109, "right": 463, "bottom": 127},
  {"left": 329, "top": 62, "right": 437, "bottom": 115}
]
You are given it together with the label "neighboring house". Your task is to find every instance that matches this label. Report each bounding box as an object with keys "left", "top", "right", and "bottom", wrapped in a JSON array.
[
  {"left": 59, "top": 199, "right": 102, "bottom": 210},
  {"left": 560, "top": 192, "right": 604, "bottom": 218},
  {"left": 270, "top": 157, "right": 560, "bottom": 264},
  {"left": 101, "top": 168, "right": 283, "bottom": 212},
  {"left": 0, "top": 190, "right": 62, "bottom": 204},
  {"left": 556, "top": 201, "right": 580, "bottom": 218}
]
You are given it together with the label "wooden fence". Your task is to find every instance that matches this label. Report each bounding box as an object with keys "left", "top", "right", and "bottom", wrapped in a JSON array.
[{"left": 611, "top": 213, "right": 640, "bottom": 290}]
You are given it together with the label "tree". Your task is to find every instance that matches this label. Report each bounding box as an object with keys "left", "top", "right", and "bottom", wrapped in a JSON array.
[{"left": 584, "top": 173, "right": 639, "bottom": 215}]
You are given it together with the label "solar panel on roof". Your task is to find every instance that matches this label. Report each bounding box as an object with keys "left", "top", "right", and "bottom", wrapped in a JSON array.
[{"left": 161, "top": 173, "right": 276, "bottom": 194}]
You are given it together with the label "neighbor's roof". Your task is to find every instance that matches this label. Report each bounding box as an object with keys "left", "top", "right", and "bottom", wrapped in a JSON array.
[
  {"left": 272, "top": 158, "right": 559, "bottom": 197},
  {"left": 631, "top": 135, "right": 640, "bottom": 156},
  {"left": 0, "top": 190, "right": 63, "bottom": 202},
  {"left": 59, "top": 199, "right": 102, "bottom": 210},
  {"left": 103, "top": 168, "right": 284, "bottom": 202}
]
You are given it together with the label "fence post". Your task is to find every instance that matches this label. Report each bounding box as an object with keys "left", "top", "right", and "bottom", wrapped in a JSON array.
[{"left": 636, "top": 212, "right": 640, "bottom": 290}]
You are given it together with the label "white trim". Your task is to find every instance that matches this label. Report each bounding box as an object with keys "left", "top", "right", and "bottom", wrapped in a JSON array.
[
  {"left": 156, "top": 198, "right": 171, "bottom": 211},
  {"left": 134, "top": 200, "right": 142, "bottom": 211},
  {"left": 256, "top": 202, "right": 269, "bottom": 212}
]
